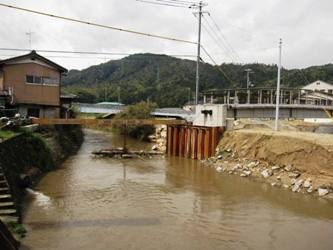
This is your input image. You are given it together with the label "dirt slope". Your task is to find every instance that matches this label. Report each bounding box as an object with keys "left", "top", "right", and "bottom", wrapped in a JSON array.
[{"left": 218, "top": 130, "right": 333, "bottom": 178}]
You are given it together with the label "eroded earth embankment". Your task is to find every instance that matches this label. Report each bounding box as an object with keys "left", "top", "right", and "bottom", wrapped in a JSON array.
[{"left": 208, "top": 129, "right": 333, "bottom": 199}]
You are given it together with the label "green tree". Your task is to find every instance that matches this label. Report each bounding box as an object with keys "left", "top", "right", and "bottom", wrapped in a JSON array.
[{"left": 114, "top": 101, "right": 156, "bottom": 141}]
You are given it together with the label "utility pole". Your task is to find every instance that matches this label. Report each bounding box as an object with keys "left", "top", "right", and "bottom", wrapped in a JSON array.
[
  {"left": 104, "top": 84, "right": 107, "bottom": 101},
  {"left": 244, "top": 69, "right": 254, "bottom": 89},
  {"left": 274, "top": 38, "right": 283, "bottom": 131},
  {"left": 156, "top": 64, "right": 160, "bottom": 82},
  {"left": 117, "top": 86, "right": 121, "bottom": 103},
  {"left": 194, "top": 1, "right": 204, "bottom": 105}
]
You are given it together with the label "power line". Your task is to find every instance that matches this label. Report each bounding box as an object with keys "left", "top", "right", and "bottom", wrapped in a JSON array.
[
  {"left": 136, "top": 0, "right": 190, "bottom": 8},
  {"left": 297, "top": 69, "right": 310, "bottom": 84},
  {"left": 200, "top": 45, "right": 236, "bottom": 86},
  {"left": 0, "top": 54, "right": 196, "bottom": 61},
  {"left": 0, "top": 2, "right": 232, "bottom": 89},
  {"left": 163, "top": 0, "right": 200, "bottom": 4},
  {"left": 195, "top": 14, "right": 242, "bottom": 83},
  {"left": 200, "top": 17, "right": 238, "bottom": 62},
  {"left": 137, "top": 0, "right": 202, "bottom": 8},
  {"left": 0, "top": 47, "right": 196, "bottom": 58},
  {"left": 206, "top": 14, "right": 242, "bottom": 62},
  {"left": 201, "top": 15, "right": 237, "bottom": 62},
  {"left": 0, "top": 2, "right": 197, "bottom": 45}
]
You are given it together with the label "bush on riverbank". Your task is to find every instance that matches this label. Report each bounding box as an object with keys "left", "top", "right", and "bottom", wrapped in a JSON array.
[{"left": 114, "top": 101, "right": 156, "bottom": 141}]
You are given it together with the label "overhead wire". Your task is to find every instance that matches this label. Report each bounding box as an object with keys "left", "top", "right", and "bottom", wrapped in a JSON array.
[
  {"left": 0, "top": 2, "right": 197, "bottom": 45},
  {"left": 0, "top": 1, "right": 234, "bottom": 84},
  {"left": 200, "top": 18, "right": 238, "bottom": 62},
  {"left": 163, "top": 0, "right": 200, "bottom": 4},
  {"left": 0, "top": 47, "right": 196, "bottom": 58},
  {"left": 143, "top": 0, "right": 200, "bottom": 7},
  {"left": 297, "top": 69, "right": 310, "bottom": 84},
  {"left": 204, "top": 13, "right": 242, "bottom": 62},
  {"left": 135, "top": 0, "right": 190, "bottom": 8},
  {"left": 200, "top": 46, "right": 236, "bottom": 86}
]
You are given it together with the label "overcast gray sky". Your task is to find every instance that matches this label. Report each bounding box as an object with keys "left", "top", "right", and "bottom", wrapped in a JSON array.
[{"left": 0, "top": 0, "right": 332, "bottom": 70}]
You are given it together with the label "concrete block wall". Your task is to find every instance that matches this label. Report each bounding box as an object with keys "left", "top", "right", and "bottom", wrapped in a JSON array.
[{"left": 193, "top": 104, "right": 227, "bottom": 127}]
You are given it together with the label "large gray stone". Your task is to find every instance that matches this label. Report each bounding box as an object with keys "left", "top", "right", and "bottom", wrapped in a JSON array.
[
  {"left": 240, "top": 170, "right": 252, "bottom": 177},
  {"left": 318, "top": 188, "right": 329, "bottom": 196},
  {"left": 272, "top": 165, "right": 281, "bottom": 171},
  {"left": 261, "top": 169, "right": 272, "bottom": 178},
  {"left": 292, "top": 180, "right": 303, "bottom": 192},
  {"left": 303, "top": 178, "right": 312, "bottom": 188},
  {"left": 216, "top": 166, "right": 223, "bottom": 172}
]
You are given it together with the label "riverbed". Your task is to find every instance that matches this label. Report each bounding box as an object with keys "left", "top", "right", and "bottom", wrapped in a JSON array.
[{"left": 21, "top": 129, "right": 333, "bottom": 250}]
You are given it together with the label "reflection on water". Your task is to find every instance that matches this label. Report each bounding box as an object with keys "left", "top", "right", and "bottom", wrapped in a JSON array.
[
  {"left": 22, "top": 129, "right": 333, "bottom": 250},
  {"left": 25, "top": 188, "right": 53, "bottom": 208}
]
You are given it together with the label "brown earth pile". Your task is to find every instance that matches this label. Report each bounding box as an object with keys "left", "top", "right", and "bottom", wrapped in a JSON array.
[{"left": 218, "top": 130, "right": 333, "bottom": 179}]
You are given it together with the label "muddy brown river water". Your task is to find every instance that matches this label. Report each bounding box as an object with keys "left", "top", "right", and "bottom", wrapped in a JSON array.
[{"left": 21, "top": 129, "right": 333, "bottom": 250}]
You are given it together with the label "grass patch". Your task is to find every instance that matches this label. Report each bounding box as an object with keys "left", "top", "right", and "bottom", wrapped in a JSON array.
[
  {"left": 0, "top": 130, "right": 19, "bottom": 140},
  {"left": 7, "top": 221, "right": 27, "bottom": 238}
]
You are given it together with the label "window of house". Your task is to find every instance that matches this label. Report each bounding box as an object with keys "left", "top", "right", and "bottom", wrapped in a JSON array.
[
  {"left": 34, "top": 76, "right": 42, "bottom": 84},
  {"left": 27, "top": 108, "right": 40, "bottom": 118},
  {"left": 42, "top": 77, "right": 59, "bottom": 86},
  {"left": 26, "top": 75, "right": 59, "bottom": 86},
  {"left": 26, "top": 75, "right": 34, "bottom": 83}
]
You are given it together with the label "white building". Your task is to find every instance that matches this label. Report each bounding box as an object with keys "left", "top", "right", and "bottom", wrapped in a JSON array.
[{"left": 302, "top": 80, "right": 333, "bottom": 94}]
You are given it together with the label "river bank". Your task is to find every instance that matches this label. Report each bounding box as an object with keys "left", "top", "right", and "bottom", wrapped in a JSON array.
[
  {"left": 0, "top": 125, "right": 83, "bottom": 245},
  {"left": 204, "top": 129, "right": 333, "bottom": 200}
]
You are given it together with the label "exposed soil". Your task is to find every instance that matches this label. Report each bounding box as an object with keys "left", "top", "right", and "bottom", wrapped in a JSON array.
[{"left": 214, "top": 129, "right": 333, "bottom": 196}]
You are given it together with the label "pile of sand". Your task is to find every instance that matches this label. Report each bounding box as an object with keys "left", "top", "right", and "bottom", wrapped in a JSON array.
[{"left": 218, "top": 130, "right": 333, "bottom": 179}]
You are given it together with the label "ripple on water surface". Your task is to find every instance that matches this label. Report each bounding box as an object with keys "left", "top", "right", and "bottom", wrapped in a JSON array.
[{"left": 21, "top": 130, "right": 333, "bottom": 250}]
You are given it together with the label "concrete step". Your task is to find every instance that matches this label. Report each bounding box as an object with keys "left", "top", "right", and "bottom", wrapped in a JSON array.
[
  {"left": 0, "top": 180, "right": 8, "bottom": 187},
  {"left": 0, "top": 202, "right": 15, "bottom": 208},
  {"left": 0, "top": 194, "right": 11, "bottom": 200},
  {"left": 0, "top": 209, "right": 16, "bottom": 215},
  {"left": 0, "top": 188, "right": 9, "bottom": 194},
  {"left": 0, "top": 215, "right": 18, "bottom": 223}
]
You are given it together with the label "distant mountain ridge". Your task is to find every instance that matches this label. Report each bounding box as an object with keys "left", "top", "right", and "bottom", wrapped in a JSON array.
[{"left": 63, "top": 53, "right": 333, "bottom": 107}]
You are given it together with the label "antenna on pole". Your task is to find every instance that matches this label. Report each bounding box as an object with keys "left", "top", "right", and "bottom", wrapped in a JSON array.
[
  {"left": 274, "top": 38, "right": 283, "bottom": 131},
  {"left": 26, "top": 30, "right": 34, "bottom": 50}
]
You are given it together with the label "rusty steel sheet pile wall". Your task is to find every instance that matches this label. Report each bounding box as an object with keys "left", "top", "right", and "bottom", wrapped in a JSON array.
[{"left": 167, "top": 125, "right": 225, "bottom": 159}]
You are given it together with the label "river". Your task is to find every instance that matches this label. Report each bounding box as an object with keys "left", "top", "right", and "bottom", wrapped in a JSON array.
[{"left": 21, "top": 129, "right": 333, "bottom": 250}]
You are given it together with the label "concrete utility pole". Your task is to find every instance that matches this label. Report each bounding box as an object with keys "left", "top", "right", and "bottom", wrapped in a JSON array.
[
  {"left": 274, "top": 38, "right": 283, "bottom": 131},
  {"left": 244, "top": 69, "right": 254, "bottom": 89},
  {"left": 117, "top": 86, "right": 121, "bottom": 103},
  {"left": 195, "top": 1, "right": 204, "bottom": 105}
]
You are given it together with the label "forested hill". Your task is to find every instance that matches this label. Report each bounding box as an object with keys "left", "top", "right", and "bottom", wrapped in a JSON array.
[{"left": 62, "top": 53, "right": 333, "bottom": 107}]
